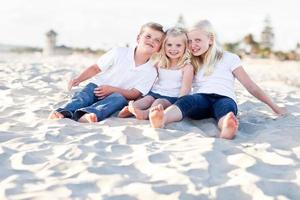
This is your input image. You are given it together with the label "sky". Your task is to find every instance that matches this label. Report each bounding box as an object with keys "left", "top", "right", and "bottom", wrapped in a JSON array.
[{"left": 0, "top": 0, "right": 299, "bottom": 51}]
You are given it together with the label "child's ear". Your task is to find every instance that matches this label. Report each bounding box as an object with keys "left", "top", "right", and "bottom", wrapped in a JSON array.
[
  {"left": 137, "top": 34, "right": 141, "bottom": 43},
  {"left": 209, "top": 34, "right": 214, "bottom": 45}
]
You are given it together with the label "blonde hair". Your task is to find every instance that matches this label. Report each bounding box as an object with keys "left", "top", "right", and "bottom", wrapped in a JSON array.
[
  {"left": 189, "top": 20, "right": 223, "bottom": 76},
  {"left": 139, "top": 22, "right": 165, "bottom": 35},
  {"left": 156, "top": 27, "right": 191, "bottom": 70}
]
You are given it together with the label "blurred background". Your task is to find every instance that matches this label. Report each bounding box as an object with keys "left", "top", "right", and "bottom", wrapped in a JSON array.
[{"left": 1, "top": 0, "right": 299, "bottom": 59}]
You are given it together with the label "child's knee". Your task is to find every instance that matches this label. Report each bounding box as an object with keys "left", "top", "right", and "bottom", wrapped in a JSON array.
[
  {"left": 144, "top": 95, "right": 155, "bottom": 104},
  {"left": 153, "top": 98, "right": 164, "bottom": 103},
  {"left": 152, "top": 98, "right": 169, "bottom": 106}
]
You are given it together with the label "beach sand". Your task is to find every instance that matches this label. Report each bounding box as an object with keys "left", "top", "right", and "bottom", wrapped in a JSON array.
[{"left": 0, "top": 52, "right": 299, "bottom": 199}]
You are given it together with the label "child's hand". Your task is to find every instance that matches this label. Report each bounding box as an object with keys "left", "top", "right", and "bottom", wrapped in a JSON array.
[
  {"left": 274, "top": 106, "right": 288, "bottom": 116},
  {"left": 94, "top": 85, "right": 115, "bottom": 99},
  {"left": 68, "top": 78, "right": 80, "bottom": 91}
]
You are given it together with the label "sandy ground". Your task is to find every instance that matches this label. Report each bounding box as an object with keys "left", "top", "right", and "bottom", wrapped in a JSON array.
[{"left": 0, "top": 52, "right": 299, "bottom": 200}]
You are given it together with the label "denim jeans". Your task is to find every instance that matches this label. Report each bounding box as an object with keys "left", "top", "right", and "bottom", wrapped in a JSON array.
[
  {"left": 56, "top": 83, "right": 128, "bottom": 121},
  {"left": 174, "top": 93, "right": 238, "bottom": 122},
  {"left": 147, "top": 91, "right": 178, "bottom": 104}
]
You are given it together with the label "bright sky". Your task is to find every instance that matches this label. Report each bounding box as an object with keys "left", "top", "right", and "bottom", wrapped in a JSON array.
[{"left": 1, "top": 0, "right": 299, "bottom": 50}]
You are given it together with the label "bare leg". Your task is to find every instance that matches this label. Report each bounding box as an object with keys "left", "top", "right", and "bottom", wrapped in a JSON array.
[
  {"left": 151, "top": 98, "right": 172, "bottom": 108},
  {"left": 129, "top": 98, "right": 172, "bottom": 120},
  {"left": 149, "top": 104, "right": 183, "bottom": 128},
  {"left": 128, "top": 101, "right": 149, "bottom": 120},
  {"left": 118, "top": 106, "right": 133, "bottom": 118},
  {"left": 132, "top": 96, "right": 155, "bottom": 109},
  {"left": 124, "top": 96, "right": 155, "bottom": 119},
  {"left": 48, "top": 111, "right": 64, "bottom": 119},
  {"left": 118, "top": 96, "right": 155, "bottom": 118},
  {"left": 78, "top": 113, "right": 97, "bottom": 123},
  {"left": 217, "top": 112, "right": 238, "bottom": 139}
]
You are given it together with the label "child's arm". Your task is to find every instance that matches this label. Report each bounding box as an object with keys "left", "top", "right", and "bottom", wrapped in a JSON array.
[
  {"left": 68, "top": 64, "right": 101, "bottom": 90},
  {"left": 233, "top": 66, "right": 287, "bottom": 115},
  {"left": 179, "top": 64, "right": 194, "bottom": 97},
  {"left": 94, "top": 86, "right": 142, "bottom": 100}
]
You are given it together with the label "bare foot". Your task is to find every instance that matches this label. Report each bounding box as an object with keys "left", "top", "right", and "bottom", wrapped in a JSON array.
[
  {"left": 78, "top": 113, "right": 97, "bottom": 123},
  {"left": 149, "top": 104, "right": 165, "bottom": 128},
  {"left": 48, "top": 111, "right": 64, "bottom": 119},
  {"left": 128, "top": 101, "right": 148, "bottom": 120},
  {"left": 118, "top": 106, "right": 133, "bottom": 118},
  {"left": 219, "top": 112, "right": 238, "bottom": 139}
]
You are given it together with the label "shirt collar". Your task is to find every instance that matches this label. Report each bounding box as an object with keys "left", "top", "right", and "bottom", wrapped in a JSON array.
[{"left": 127, "top": 46, "right": 152, "bottom": 70}]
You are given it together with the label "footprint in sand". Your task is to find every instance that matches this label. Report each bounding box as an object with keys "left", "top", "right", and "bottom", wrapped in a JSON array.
[
  {"left": 0, "top": 131, "right": 18, "bottom": 143},
  {"left": 216, "top": 186, "right": 252, "bottom": 200},
  {"left": 152, "top": 184, "right": 187, "bottom": 195},
  {"left": 256, "top": 180, "right": 300, "bottom": 199},
  {"left": 238, "top": 121, "right": 265, "bottom": 135},
  {"left": 22, "top": 149, "right": 51, "bottom": 165},
  {"left": 247, "top": 161, "right": 296, "bottom": 180},
  {"left": 122, "top": 127, "right": 153, "bottom": 145},
  {"left": 66, "top": 182, "right": 100, "bottom": 197},
  {"left": 110, "top": 144, "right": 133, "bottom": 155},
  {"left": 148, "top": 152, "right": 171, "bottom": 163},
  {"left": 104, "top": 194, "right": 139, "bottom": 200}
]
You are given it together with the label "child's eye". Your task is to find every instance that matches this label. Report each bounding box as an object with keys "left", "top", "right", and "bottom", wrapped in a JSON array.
[
  {"left": 166, "top": 43, "right": 172, "bottom": 47},
  {"left": 176, "top": 44, "right": 182, "bottom": 47},
  {"left": 145, "top": 35, "right": 151, "bottom": 39}
]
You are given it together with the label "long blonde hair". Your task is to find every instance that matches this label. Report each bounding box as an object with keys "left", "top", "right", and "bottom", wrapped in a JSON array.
[
  {"left": 156, "top": 27, "right": 191, "bottom": 69},
  {"left": 189, "top": 20, "right": 223, "bottom": 75}
]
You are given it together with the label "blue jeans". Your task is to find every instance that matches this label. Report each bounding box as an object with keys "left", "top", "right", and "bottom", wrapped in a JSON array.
[
  {"left": 174, "top": 93, "right": 238, "bottom": 122},
  {"left": 147, "top": 91, "right": 178, "bottom": 104},
  {"left": 56, "top": 83, "right": 128, "bottom": 121}
]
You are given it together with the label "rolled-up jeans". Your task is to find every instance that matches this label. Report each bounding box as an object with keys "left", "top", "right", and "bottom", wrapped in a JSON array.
[
  {"left": 174, "top": 93, "right": 238, "bottom": 122},
  {"left": 56, "top": 83, "right": 128, "bottom": 121}
]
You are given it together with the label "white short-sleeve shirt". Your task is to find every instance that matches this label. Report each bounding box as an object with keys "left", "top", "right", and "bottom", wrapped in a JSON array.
[
  {"left": 90, "top": 47, "right": 158, "bottom": 95},
  {"left": 192, "top": 51, "right": 241, "bottom": 102}
]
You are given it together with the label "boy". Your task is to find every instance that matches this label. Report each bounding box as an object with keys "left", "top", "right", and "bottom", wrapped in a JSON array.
[{"left": 49, "top": 22, "right": 165, "bottom": 123}]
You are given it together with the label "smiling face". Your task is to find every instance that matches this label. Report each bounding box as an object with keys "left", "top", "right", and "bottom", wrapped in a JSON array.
[
  {"left": 137, "top": 27, "right": 164, "bottom": 55},
  {"left": 187, "top": 29, "right": 212, "bottom": 56},
  {"left": 164, "top": 35, "right": 186, "bottom": 61}
]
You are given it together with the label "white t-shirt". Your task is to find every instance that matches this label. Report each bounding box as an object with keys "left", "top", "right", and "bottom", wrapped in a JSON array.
[
  {"left": 151, "top": 67, "right": 183, "bottom": 97},
  {"left": 90, "top": 47, "right": 158, "bottom": 95},
  {"left": 192, "top": 51, "right": 241, "bottom": 102}
]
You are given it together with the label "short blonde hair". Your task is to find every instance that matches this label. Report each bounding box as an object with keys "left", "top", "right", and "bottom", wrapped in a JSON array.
[
  {"left": 189, "top": 20, "right": 223, "bottom": 75},
  {"left": 156, "top": 27, "right": 191, "bottom": 70},
  {"left": 139, "top": 22, "right": 165, "bottom": 35}
]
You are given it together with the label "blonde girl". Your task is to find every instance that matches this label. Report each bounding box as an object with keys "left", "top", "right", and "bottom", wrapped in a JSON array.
[
  {"left": 149, "top": 20, "right": 286, "bottom": 139},
  {"left": 118, "top": 27, "right": 194, "bottom": 120}
]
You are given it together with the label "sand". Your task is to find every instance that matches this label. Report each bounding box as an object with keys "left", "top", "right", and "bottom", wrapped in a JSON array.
[{"left": 0, "top": 52, "right": 299, "bottom": 199}]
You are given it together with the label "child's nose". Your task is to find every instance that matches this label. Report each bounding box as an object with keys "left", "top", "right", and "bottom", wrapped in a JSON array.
[
  {"left": 148, "top": 39, "right": 155, "bottom": 45},
  {"left": 191, "top": 43, "right": 197, "bottom": 48}
]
